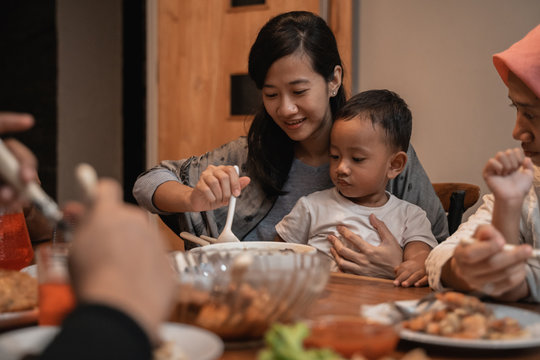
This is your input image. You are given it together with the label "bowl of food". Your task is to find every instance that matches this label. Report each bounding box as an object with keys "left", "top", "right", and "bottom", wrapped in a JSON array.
[
  {"left": 169, "top": 250, "right": 331, "bottom": 341},
  {"left": 189, "top": 241, "right": 317, "bottom": 256},
  {"left": 304, "top": 315, "right": 399, "bottom": 359}
]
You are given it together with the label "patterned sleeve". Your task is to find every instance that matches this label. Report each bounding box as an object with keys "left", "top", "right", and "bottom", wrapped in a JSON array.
[
  {"left": 426, "top": 194, "right": 494, "bottom": 291},
  {"left": 132, "top": 137, "right": 248, "bottom": 214}
]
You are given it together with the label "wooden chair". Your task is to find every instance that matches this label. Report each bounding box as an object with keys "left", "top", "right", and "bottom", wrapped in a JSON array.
[{"left": 432, "top": 183, "right": 481, "bottom": 235}]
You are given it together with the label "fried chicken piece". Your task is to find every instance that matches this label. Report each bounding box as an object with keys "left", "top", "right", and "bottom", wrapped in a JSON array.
[{"left": 0, "top": 269, "right": 38, "bottom": 312}]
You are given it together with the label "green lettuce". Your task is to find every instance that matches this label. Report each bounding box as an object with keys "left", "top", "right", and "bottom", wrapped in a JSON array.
[{"left": 257, "top": 323, "right": 344, "bottom": 360}]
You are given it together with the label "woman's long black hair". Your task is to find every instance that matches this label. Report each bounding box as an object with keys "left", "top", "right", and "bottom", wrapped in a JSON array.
[{"left": 247, "top": 11, "right": 346, "bottom": 197}]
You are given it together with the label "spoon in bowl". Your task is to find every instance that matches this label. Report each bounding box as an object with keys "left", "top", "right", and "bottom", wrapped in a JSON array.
[{"left": 217, "top": 165, "right": 240, "bottom": 243}]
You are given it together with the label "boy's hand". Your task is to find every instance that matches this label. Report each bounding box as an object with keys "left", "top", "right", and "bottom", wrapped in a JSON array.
[
  {"left": 483, "top": 148, "right": 533, "bottom": 202},
  {"left": 394, "top": 259, "right": 428, "bottom": 287},
  {"left": 394, "top": 241, "right": 431, "bottom": 287}
]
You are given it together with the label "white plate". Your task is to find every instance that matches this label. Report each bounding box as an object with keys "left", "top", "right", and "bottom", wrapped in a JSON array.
[
  {"left": 20, "top": 264, "right": 37, "bottom": 278},
  {"left": 0, "top": 308, "right": 39, "bottom": 329},
  {"left": 362, "top": 300, "right": 540, "bottom": 349},
  {"left": 0, "top": 265, "right": 39, "bottom": 329},
  {"left": 190, "top": 241, "right": 317, "bottom": 255},
  {"left": 0, "top": 322, "right": 224, "bottom": 360}
]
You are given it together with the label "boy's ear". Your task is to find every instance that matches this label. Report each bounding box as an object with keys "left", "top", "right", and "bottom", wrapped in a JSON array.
[{"left": 387, "top": 151, "right": 408, "bottom": 180}]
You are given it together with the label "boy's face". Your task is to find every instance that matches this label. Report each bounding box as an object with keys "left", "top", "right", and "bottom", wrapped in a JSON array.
[
  {"left": 329, "top": 115, "right": 399, "bottom": 206},
  {"left": 508, "top": 72, "right": 540, "bottom": 166}
]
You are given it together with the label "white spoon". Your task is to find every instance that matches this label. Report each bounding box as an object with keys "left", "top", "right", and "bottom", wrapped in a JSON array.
[
  {"left": 75, "top": 163, "right": 98, "bottom": 203},
  {"left": 217, "top": 165, "right": 240, "bottom": 243}
]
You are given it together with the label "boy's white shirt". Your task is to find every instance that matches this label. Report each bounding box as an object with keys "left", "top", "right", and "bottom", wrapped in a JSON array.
[
  {"left": 426, "top": 165, "right": 540, "bottom": 302},
  {"left": 276, "top": 187, "right": 437, "bottom": 271}
]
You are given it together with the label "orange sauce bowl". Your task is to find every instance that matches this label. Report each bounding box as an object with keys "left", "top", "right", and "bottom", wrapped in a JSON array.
[{"left": 304, "top": 316, "right": 399, "bottom": 359}]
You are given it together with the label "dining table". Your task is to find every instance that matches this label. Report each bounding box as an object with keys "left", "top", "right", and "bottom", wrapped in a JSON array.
[{"left": 218, "top": 272, "right": 540, "bottom": 360}]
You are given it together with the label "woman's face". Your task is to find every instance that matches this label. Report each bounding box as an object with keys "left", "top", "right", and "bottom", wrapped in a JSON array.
[
  {"left": 262, "top": 52, "right": 340, "bottom": 144},
  {"left": 508, "top": 72, "right": 540, "bottom": 166}
]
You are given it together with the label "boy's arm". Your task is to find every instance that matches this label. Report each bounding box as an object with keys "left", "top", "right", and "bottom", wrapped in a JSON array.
[
  {"left": 394, "top": 241, "right": 431, "bottom": 287},
  {"left": 483, "top": 148, "right": 533, "bottom": 244}
]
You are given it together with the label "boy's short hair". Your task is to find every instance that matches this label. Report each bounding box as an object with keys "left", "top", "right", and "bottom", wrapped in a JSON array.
[{"left": 334, "top": 89, "right": 412, "bottom": 151}]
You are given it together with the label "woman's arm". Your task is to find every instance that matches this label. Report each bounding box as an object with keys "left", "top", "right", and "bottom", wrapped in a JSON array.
[
  {"left": 133, "top": 138, "right": 250, "bottom": 214},
  {"left": 152, "top": 166, "right": 250, "bottom": 213}
]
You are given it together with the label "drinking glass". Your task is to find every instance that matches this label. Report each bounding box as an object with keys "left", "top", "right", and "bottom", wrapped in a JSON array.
[
  {"left": 37, "top": 243, "right": 76, "bottom": 325},
  {"left": 0, "top": 206, "right": 34, "bottom": 270}
]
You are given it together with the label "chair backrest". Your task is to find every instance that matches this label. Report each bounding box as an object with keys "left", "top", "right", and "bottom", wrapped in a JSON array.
[{"left": 432, "top": 182, "right": 481, "bottom": 235}]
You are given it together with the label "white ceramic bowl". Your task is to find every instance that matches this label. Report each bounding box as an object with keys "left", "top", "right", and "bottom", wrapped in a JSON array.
[
  {"left": 169, "top": 249, "right": 331, "bottom": 341},
  {"left": 189, "top": 241, "right": 316, "bottom": 256}
]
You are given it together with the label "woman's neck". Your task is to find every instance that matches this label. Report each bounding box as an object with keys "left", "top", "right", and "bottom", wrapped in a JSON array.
[
  {"left": 294, "top": 142, "right": 329, "bottom": 166},
  {"left": 294, "top": 117, "right": 332, "bottom": 167}
]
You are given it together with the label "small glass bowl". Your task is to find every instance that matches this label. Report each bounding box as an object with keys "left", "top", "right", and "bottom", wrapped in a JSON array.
[{"left": 304, "top": 315, "right": 399, "bottom": 359}]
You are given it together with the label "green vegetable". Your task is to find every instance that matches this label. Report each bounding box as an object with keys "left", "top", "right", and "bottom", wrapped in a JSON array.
[{"left": 257, "top": 323, "right": 344, "bottom": 360}]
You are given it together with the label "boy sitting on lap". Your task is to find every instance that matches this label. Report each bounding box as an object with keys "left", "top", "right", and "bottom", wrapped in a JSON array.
[{"left": 276, "top": 90, "right": 437, "bottom": 286}]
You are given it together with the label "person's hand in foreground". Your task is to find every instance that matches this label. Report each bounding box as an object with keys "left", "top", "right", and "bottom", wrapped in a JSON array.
[
  {"left": 0, "top": 112, "right": 38, "bottom": 207},
  {"left": 443, "top": 224, "right": 532, "bottom": 302},
  {"left": 70, "top": 179, "right": 176, "bottom": 343},
  {"left": 329, "top": 214, "right": 403, "bottom": 279}
]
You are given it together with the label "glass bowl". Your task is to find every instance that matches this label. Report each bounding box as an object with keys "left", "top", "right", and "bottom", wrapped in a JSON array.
[{"left": 169, "top": 249, "right": 331, "bottom": 341}]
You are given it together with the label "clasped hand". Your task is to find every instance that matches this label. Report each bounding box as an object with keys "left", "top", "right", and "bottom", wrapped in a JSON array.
[
  {"left": 452, "top": 224, "right": 532, "bottom": 301},
  {"left": 189, "top": 165, "right": 251, "bottom": 212},
  {"left": 329, "top": 214, "right": 409, "bottom": 282}
]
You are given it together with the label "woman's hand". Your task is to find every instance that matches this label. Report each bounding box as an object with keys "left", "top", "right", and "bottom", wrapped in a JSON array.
[
  {"left": 189, "top": 165, "right": 250, "bottom": 211},
  {"left": 329, "top": 214, "right": 403, "bottom": 279},
  {"left": 153, "top": 164, "right": 251, "bottom": 213},
  {"left": 483, "top": 148, "right": 533, "bottom": 246},
  {"left": 445, "top": 224, "right": 531, "bottom": 301},
  {"left": 483, "top": 148, "right": 533, "bottom": 202}
]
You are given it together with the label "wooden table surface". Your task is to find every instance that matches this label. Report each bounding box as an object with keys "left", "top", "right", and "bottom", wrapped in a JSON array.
[{"left": 219, "top": 272, "right": 540, "bottom": 360}]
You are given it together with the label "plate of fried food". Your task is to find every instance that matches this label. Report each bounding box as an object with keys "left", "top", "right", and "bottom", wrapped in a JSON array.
[
  {"left": 0, "top": 268, "right": 38, "bottom": 328},
  {"left": 362, "top": 291, "right": 540, "bottom": 349}
]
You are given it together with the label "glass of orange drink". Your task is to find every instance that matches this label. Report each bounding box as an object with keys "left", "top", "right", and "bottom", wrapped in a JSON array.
[{"left": 37, "top": 243, "right": 76, "bottom": 325}]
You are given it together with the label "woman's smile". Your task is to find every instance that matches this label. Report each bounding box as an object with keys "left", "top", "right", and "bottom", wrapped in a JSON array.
[{"left": 284, "top": 117, "right": 306, "bottom": 129}]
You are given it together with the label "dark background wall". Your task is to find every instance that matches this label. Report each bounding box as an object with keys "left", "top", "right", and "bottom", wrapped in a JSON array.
[
  {"left": 0, "top": 0, "right": 146, "bottom": 205},
  {"left": 0, "top": 0, "right": 58, "bottom": 199}
]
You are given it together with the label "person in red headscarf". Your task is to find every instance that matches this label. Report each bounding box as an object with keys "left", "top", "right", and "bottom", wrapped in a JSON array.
[{"left": 427, "top": 24, "right": 540, "bottom": 302}]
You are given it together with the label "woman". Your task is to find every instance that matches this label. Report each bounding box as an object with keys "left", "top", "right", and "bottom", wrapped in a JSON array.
[
  {"left": 426, "top": 24, "right": 540, "bottom": 302},
  {"left": 133, "top": 11, "right": 447, "bottom": 276}
]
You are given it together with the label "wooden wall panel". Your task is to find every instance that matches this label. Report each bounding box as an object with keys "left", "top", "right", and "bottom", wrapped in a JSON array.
[
  {"left": 329, "top": 0, "right": 353, "bottom": 97},
  {"left": 158, "top": 0, "right": 319, "bottom": 161}
]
